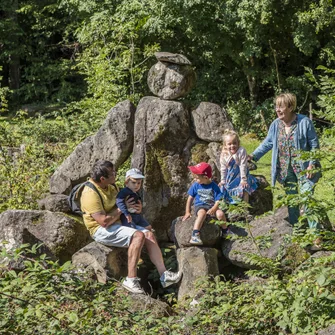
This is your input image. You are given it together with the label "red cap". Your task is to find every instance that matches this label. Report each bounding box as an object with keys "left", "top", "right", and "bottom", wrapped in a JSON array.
[{"left": 188, "top": 162, "right": 212, "bottom": 178}]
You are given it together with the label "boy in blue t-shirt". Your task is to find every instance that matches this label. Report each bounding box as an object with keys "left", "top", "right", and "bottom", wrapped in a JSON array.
[{"left": 182, "top": 162, "right": 229, "bottom": 245}]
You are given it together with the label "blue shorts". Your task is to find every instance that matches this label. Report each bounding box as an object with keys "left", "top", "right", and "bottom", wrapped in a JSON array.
[
  {"left": 93, "top": 224, "right": 149, "bottom": 248},
  {"left": 120, "top": 213, "right": 150, "bottom": 229}
]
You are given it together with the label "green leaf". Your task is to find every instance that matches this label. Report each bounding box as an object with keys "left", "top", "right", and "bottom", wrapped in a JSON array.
[
  {"left": 316, "top": 274, "right": 326, "bottom": 286},
  {"left": 68, "top": 312, "right": 79, "bottom": 323}
]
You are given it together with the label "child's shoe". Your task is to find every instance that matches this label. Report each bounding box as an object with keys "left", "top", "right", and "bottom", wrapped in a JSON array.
[
  {"left": 189, "top": 234, "right": 203, "bottom": 245},
  {"left": 221, "top": 228, "right": 236, "bottom": 238}
]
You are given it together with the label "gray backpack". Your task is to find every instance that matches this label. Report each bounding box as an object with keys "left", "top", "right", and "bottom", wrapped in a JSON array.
[{"left": 67, "top": 181, "right": 104, "bottom": 215}]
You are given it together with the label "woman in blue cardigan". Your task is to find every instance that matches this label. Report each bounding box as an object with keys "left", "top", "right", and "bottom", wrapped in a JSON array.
[{"left": 249, "top": 93, "right": 321, "bottom": 243}]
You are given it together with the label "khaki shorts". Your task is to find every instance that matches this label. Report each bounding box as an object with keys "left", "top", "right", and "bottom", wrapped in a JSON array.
[{"left": 93, "top": 224, "right": 149, "bottom": 248}]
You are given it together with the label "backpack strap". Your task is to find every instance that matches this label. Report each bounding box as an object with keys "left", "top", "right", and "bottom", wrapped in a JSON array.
[{"left": 83, "top": 181, "right": 105, "bottom": 212}]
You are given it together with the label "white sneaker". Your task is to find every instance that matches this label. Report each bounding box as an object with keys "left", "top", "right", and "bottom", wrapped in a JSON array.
[
  {"left": 122, "top": 277, "right": 145, "bottom": 294},
  {"left": 160, "top": 270, "right": 182, "bottom": 288},
  {"left": 189, "top": 234, "right": 203, "bottom": 245}
]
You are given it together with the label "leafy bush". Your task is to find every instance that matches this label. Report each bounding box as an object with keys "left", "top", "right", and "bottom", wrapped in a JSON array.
[
  {"left": 226, "top": 98, "right": 272, "bottom": 137},
  {"left": 1, "top": 243, "right": 335, "bottom": 335},
  {"left": 0, "top": 112, "right": 96, "bottom": 212}
]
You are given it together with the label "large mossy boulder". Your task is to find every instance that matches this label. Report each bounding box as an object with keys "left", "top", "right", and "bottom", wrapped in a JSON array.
[
  {"left": 173, "top": 215, "right": 221, "bottom": 248},
  {"left": 0, "top": 210, "right": 91, "bottom": 263},
  {"left": 177, "top": 246, "right": 219, "bottom": 301},
  {"left": 131, "top": 96, "right": 192, "bottom": 241},
  {"left": 191, "top": 102, "right": 233, "bottom": 142},
  {"left": 72, "top": 242, "right": 128, "bottom": 283},
  {"left": 221, "top": 208, "right": 294, "bottom": 269},
  {"left": 147, "top": 52, "right": 195, "bottom": 100},
  {"left": 49, "top": 100, "right": 136, "bottom": 194}
]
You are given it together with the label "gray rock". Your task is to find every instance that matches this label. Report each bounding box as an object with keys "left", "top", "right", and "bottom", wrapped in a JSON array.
[
  {"left": 206, "top": 142, "right": 222, "bottom": 170},
  {"left": 154, "top": 52, "right": 192, "bottom": 65},
  {"left": 131, "top": 97, "right": 192, "bottom": 241},
  {"left": 295, "top": 250, "right": 335, "bottom": 273},
  {"left": 72, "top": 242, "right": 128, "bottom": 284},
  {"left": 318, "top": 324, "right": 335, "bottom": 335},
  {"left": 222, "top": 210, "right": 293, "bottom": 269},
  {"left": 0, "top": 210, "right": 91, "bottom": 263},
  {"left": 38, "top": 194, "right": 70, "bottom": 213},
  {"left": 49, "top": 100, "right": 135, "bottom": 194},
  {"left": 192, "top": 102, "right": 233, "bottom": 142},
  {"left": 177, "top": 247, "right": 219, "bottom": 300},
  {"left": 174, "top": 216, "right": 221, "bottom": 248},
  {"left": 147, "top": 62, "right": 196, "bottom": 99},
  {"left": 126, "top": 293, "right": 172, "bottom": 317},
  {"left": 249, "top": 175, "right": 273, "bottom": 216}
]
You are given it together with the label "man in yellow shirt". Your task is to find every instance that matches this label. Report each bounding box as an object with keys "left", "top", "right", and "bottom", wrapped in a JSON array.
[{"left": 81, "top": 160, "right": 181, "bottom": 294}]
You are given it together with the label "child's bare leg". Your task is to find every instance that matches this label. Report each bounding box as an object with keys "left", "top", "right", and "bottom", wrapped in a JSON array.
[
  {"left": 243, "top": 191, "right": 249, "bottom": 203},
  {"left": 193, "top": 209, "right": 207, "bottom": 231},
  {"left": 216, "top": 209, "right": 227, "bottom": 229}
]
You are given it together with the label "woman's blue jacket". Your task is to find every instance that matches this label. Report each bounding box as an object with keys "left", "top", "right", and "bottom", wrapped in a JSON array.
[{"left": 251, "top": 114, "right": 320, "bottom": 186}]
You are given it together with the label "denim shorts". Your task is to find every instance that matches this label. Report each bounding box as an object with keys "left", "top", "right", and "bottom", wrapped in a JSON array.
[{"left": 93, "top": 224, "right": 149, "bottom": 248}]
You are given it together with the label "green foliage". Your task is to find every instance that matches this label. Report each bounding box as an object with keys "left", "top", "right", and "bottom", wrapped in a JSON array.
[
  {"left": 0, "top": 0, "right": 85, "bottom": 105},
  {"left": 61, "top": 0, "right": 160, "bottom": 108},
  {"left": 0, "top": 112, "right": 96, "bottom": 211},
  {"left": 0, "top": 244, "right": 146, "bottom": 334},
  {"left": 226, "top": 98, "right": 273, "bottom": 136},
  {"left": 182, "top": 256, "right": 335, "bottom": 335},
  {"left": 2, "top": 243, "right": 335, "bottom": 335},
  {"left": 0, "top": 67, "right": 11, "bottom": 114}
]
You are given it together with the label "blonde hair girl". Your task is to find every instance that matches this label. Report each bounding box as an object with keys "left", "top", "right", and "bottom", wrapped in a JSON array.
[{"left": 219, "top": 130, "right": 258, "bottom": 204}]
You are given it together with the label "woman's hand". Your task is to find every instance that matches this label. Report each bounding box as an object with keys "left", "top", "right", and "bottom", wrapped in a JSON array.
[{"left": 240, "top": 180, "right": 248, "bottom": 188}]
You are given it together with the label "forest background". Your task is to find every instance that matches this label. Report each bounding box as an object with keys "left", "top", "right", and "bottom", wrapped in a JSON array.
[{"left": 1, "top": 0, "right": 335, "bottom": 334}]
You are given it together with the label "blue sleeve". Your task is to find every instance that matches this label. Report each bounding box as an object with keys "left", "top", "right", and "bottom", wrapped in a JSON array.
[
  {"left": 212, "top": 183, "right": 223, "bottom": 201},
  {"left": 116, "top": 188, "right": 130, "bottom": 215},
  {"left": 307, "top": 119, "right": 319, "bottom": 151},
  {"left": 252, "top": 120, "right": 276, "bottom": 161},
  {"left": 187, "top": 183, "right": 197, "bottom": 198}
]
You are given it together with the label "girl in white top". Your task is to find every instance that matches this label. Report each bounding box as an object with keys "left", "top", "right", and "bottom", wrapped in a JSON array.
[{"left": 219, "top": 130, "right": 258, "bottom": 204}]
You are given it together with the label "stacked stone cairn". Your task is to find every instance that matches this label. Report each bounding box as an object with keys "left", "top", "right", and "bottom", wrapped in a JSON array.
[{"left": 1, "top": 52, "right": 325, "bottom": 304}]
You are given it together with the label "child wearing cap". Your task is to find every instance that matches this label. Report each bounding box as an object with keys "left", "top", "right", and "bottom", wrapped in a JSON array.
[
  {"left": 116, "top": 168, "right": 152, "bottom": 231},
  {"left": 182, "top": 162, "right": 230, "bottom": 245}
]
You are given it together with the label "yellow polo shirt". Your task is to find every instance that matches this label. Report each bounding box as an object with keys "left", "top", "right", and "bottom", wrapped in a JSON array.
[{"left": 80, "top": 178, "right": 119, "bottom": 236}]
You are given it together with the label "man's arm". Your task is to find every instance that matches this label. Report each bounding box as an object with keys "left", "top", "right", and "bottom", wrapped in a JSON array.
[{"left": 91, "top": 207, "right": 121, "bottom": 228}]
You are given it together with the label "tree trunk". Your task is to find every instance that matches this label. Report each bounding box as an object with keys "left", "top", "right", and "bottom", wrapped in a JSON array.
[
  {"left": 247, "top": 74, "right": 258, "bottom": 108},
  {"left": 9, "top": 55, "right": 20, "bottom": 89},
  {"left": 246, "top": 57, "right": 258, "bottom": 108},
  {"left": 9, "top": 0, "right": 20, "bottom": 89}
]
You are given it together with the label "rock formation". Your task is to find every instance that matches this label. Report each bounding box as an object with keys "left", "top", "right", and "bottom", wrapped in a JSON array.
[{"left": 49, "top": 100, "right": 136, "bottom": 194}]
